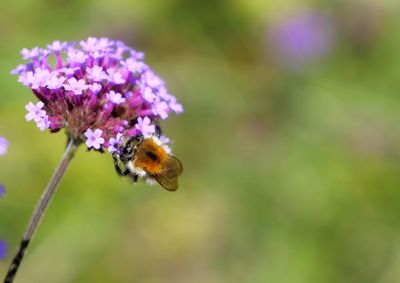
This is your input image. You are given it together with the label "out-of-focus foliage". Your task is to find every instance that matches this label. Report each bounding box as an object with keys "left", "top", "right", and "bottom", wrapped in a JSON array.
[{"left": 1, "top": 0, "right": 400, "bottom": 282}]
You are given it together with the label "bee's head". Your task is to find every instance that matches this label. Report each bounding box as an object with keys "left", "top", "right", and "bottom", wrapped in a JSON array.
[{"left": 118, "top": 135, "right": 143, "bottom": 162}]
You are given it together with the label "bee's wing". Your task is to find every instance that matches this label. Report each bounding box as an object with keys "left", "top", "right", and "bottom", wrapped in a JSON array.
[{"left": 153, "top": 156, "right": 183, "bottom": 192}]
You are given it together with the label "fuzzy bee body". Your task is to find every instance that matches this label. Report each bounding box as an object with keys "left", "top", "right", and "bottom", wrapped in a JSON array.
[{"left": 113, "top": 135, "right": 183, "bottom": 191}]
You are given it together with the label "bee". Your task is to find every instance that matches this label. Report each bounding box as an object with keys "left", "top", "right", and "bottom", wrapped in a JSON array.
[{"left": 112, "top": 134, "right": 183, "bottom": 191}]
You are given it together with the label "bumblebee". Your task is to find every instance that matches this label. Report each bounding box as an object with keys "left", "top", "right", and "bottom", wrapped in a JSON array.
[{"left": 113, "top": 134, "right": 183, "bottom": 191}]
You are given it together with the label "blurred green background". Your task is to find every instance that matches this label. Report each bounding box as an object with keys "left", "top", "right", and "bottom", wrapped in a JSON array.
[{"left": 1, "top": 0, "right": 400, "bottom": 282}]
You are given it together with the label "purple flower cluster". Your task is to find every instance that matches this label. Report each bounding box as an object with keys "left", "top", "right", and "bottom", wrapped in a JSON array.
[{"left": 13, "top": 37, "right": 183, "bottom": 152}]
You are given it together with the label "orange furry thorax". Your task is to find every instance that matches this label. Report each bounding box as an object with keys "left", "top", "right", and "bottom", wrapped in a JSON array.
[{"left": 133, "top": 139, "right": 169, "bottom": 175}]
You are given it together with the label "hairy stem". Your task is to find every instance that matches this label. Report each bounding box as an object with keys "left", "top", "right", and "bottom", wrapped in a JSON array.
[{"left": 4, "top": 138, "right": 78, "bottom": 283}]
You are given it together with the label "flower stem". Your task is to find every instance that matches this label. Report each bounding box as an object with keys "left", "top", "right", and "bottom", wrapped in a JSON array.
[{"left": 4, "top": 138, "right": 78, "bottom": 283}]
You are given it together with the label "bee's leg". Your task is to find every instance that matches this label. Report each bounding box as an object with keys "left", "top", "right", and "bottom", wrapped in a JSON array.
[
  {"left": 155, "top": 124, "right": 162, "bottom": 137},
  {"left": 113, "top": 155, "right": 130, "bottom": 176},
  {"left": 128, "top": 173, "right": 139, "bottom": 183}
]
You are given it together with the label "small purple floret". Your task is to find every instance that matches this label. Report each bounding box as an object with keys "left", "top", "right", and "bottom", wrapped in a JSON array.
[
  {"left": 21, "top": 47, "right": 40, "bottom": 60},
  {"left": 47, "top": 40, "right": 67, "bottom": 52},
  {"left": 67, "top": 50, "right": 88, "bottom": 64},
  {"left": 84, "top": 129, "right": 105, "bottom": 150},
  {"left": 25, "top": 101, "right": 46, "bottom": 122},
  {"left": 152, "top": 99, "right": 169, "bottom": 119},
  {"left": 89, "top": 83, "right": 102, "bottom": 94},
  {"left": 106, "top": 91, "right": 126, "bottom": 104},
  {"left": 64, "top": 78, "right": 89, "bottom": 95},
  {"left": 135, "top": 116, "right": 156, "bottom": 137},
  {"left": 36, "top": 116, "right": 50, "bottom": 131},
  {"left": 108, "top": 133, "right": 124, "bottom": 153},
  {"left": 142, "top": 86, "right": 156, "bottom": 103},
  {"left": 46, "top": 73, "right": 65, "bottom": 90},
  {"left": 86, "top": 66, "right": 107, "bottom": 82},
  {"left": 169, "top": 98, "right": 184, "bottom": 114}
]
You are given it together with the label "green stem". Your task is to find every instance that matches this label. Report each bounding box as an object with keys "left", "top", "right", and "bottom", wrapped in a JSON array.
[{"left": 4, "top": 138, "right": 78, "bottom": 283}]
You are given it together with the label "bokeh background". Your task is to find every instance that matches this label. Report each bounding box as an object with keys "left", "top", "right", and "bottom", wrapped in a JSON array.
[{"left": 1, "top": 0, "right": 400, "bottom": 282}]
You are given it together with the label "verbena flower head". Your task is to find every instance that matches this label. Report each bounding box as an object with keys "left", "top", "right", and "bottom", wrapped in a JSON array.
[{"left": 13, "top": 37, "right": 183, "bottom": 151}]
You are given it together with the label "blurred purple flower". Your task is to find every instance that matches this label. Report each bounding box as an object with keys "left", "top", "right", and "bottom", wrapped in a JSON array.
[
  {"left": 0, "top": 136, "right": 8, "bottom": 156},
  {"left": 12, "top": 37, "right": 183, "bottom": 152},
  {"left": 0, "top": 185, "right": 5, "bottom": 197},
  {"left": 0, "top": 137, "right": 7, "bottom": 197},
  {"left": 269, "top": 9, "right": 335, "bottom": 68},
  {"left": 169, "top": 98, "right": 184, "bottom": 114},
  {"left": 0, "top": 240, "right": 6, "bottom": 260}
]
